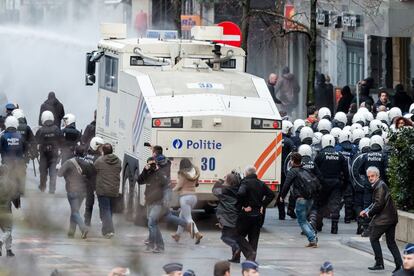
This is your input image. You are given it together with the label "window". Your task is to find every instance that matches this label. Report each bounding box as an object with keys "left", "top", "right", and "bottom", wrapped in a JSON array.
[
  {"left": 347, "top": 46, "right": 364, "bottom": 86},
  {"left": 99, "top": 55, "right": 118, "bottom": 92}
]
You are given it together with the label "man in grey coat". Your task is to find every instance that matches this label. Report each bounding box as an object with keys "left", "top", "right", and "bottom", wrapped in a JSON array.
[
  {"left": 360, "top": 166, "right": 402, "bottom": 272},
  {"left": 94, "top": 143, "right": 122, "bottom": 238}
]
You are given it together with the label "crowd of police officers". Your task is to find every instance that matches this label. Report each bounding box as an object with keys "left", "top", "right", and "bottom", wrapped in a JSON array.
[
  {"left": 0, "top": 92, "right": 97, "bottom": 256},
  {"left": 279, "top": 103, "right": 414, "bottom": 237}
]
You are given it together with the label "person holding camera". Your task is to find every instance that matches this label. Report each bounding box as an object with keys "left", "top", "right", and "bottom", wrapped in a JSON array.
[{"left": 138, "top": 157, "right": 193, "bottom": 253}]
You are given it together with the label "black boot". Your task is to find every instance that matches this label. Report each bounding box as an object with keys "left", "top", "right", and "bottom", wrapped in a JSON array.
[
  {"left": 368, "top": 261, "right": 384, "bottom": 270},
  {"left": 356, "top": 222, "right": 363, "bottom": 235},
  {"left": 6, "top": 250, "right": 15, "bottom": 257},
  {"left": 331, "top": 221, "right": 338, "bottom": 234},
  {"left": 228, "top": 249, "right": 241, "bottom": 263}
]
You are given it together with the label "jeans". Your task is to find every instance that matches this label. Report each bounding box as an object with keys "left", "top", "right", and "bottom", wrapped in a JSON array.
[
  {"left": 67, "top": 192, "right": 87, "bottom": 234},
  {"left": 0, "top": 211, "right": 12, "bottom": 250},
  {"left": 177, "top": 194, "right": 199, "bottom": 235},
  {"left": 370, "top": 224, "right": 402, "bottom": 267},
  {"left": 146, "top": 203, "right": 188, "bottom": 249},
  {"left": 221, "top": 226, "right": 239, "bottom": 253},
  {"left": 295, "top": 198, "right": 317, "bottom": 243},
  {"left": 147, "top": 204, "right": 164, "bottom": 250},
  {"left": 98, "top": 196, "right": 115, "bottom": 235}
]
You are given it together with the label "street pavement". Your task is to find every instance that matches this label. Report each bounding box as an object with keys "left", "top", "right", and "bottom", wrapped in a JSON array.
[{"left": 0, "top": 170, "right": 404, "bottom": 276}]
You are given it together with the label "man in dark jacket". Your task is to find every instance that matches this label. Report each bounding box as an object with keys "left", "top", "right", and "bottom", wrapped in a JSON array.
[
  {"left": 81, "top": 110, "right": 96, "bottom": 150},
  {"left": 94, "top": 143, "right": 122, "bottom": 238},
  {"left": 58, "top": 146, "right": 94, "bottom": 239},
  {"left": 236, "top": 166, "right": 275, "bottom": 261},
  {"left": 360, "top": 166, "right": 402, "bottom": 272},
  {"left": 36, "top": 111, "right": 63, "bottom": 193},
  {"left": 138, "top": 157, "right": 191, "bottom": 253},
  {"left": 374, "top": 90, "right": 392, "bottom": 112},
  {"left": 61, "top": 114, "right": 81, "bottom": 164},
  {"left": 393, "top": 243, "right": 414, "bottom": 276},
  {"left": 38, "top": 92, "right": 65, "bottom": 127},
  {"left": 279, "top": 153, "right": 318, "bottom": 248},
  {"left": 213, "top": 173, "right": 241, "bottom": 262},
  {"left": 314, "top": 74, "right": 334, "bottom": 113},
  {"left": 392, "top": 84, "right": 413, "bottom": 114}
]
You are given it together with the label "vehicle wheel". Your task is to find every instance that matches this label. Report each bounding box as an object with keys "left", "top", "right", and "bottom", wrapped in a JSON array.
[
  {"left": 122, "top": 167, "right": 134, "bottom": 221},
  {"left": 133, "top": 171, "right": 147, "bottom": 226}
]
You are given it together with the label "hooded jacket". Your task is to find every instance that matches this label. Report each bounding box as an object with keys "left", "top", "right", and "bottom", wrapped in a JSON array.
[
  {"left": 38, "top": 92, "right": 65, "bottom": 127},
  {"left": 94, "top": 154, "right": 122, "bottom": 197},
  {"left": 274, "top": 69, "right": 300, "bottom": 106},
  {"left": 173, "top": 166, "right": 200, "bottom": 196},
  {"left": 213, "top": 179, "right": 240, "bottom": 228},
  {"left": 314, "top": 74, "right": 334, "bottom": 113}
]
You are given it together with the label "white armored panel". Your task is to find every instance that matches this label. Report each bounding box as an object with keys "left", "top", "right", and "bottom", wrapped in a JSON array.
[
  {"left": 191, "top": 26, "right": 223, "bottom": 41},
  {"left": 100, "top": 23, "right": 127, "bottom": 40}
]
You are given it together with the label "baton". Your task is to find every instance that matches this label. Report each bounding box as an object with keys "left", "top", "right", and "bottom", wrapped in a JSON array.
[{"left": 32, "top": 158, "right": 37, "bottom": 177}]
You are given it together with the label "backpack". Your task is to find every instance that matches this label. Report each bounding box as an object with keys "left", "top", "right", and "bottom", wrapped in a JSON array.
[{"left": 295, "top": 168, "right": 320, "bottom": 200}]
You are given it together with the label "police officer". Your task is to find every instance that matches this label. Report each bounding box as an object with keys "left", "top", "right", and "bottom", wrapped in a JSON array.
[
  {"left": 36, "top": 111, "right": 63, "bottom": 193},
  {"left": 292, "top": 119, "right": 305, "bottom": 147},
  {"left": 12, "top": 109, "right": 37, "bottom": 167},
  {"left": 311, "top": 134, "right": 349, "bottom": 234},
  {"left": 299, "top": 126, "right": 314, "bottom": 146},
  {"left": 277, "top": 120, "right": 296, "bottom": 220},
  {"left": 61, "top": 114, "right": 81, "bottom": 164},
  {"left": 82, "top": 136, "right": 104, "bottom": 226},
  {"left": 332, "top": 112, "right": 347, "bottom": 129},
  {"left": 351, "top": 137, "right": 371, "bottom": 235},
  {"left": 369, "top": 119, "right": 383, "bottom": 138},
  {"left": 0, "top": 116, "right": 26, "bottom": 202},
  {"left": 335, "top": 130, "right": 357, "bottom": 223},
  {"left": 393, "top": 243, "right": 414, "bottom": 275},
  {"left": 355, "top": 135, "right": 387, "bottom": 237},
  {"left": 298, "top": 144, "right": 322, "bottom": 178},
  {"left": 317, "top": 119, "right": 332, "bottom": 135}
]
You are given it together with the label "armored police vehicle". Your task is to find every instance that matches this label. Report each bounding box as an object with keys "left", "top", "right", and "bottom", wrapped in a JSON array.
[{"left": 85, "top": 23, "right": 282, "bottom": 222}]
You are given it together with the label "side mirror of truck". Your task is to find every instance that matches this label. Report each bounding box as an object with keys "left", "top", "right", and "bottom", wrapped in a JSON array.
[{"left": 85, "top": 51, "right": 104, "bottom": 86}]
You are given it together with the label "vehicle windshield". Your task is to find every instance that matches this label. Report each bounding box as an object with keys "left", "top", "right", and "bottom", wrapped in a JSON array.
[{"left": 148, "top": 70, "right": 259, "bottom": 98}]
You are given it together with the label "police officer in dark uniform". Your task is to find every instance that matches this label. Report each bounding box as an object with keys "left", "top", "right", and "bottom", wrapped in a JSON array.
[
  {"left": 36, "top": 111, "right": 63, "bottom": 194},
  {"left": 334, "top": 130, "right": 358, "bottom": 223},
  {"left": 61, "top": 114, "right": 81, "bottom": 164},
  {"left": 0, "top": 116, "right": 26, "bottom": 204},
  {"left": 356, "top": 135, "right": 387, "bottom": 237},
  {"left": 82, "top": 136, "right": 103, "bottom": 226},
  {"left": 277, "top": 120, "right": 296, "bottom": 220},
  {"left": 351, "top": 137, "right": 371, "bottom": 235},
  {"left": 312, "top": 134, "right": 349, "bottom": 234},
  {"left": 11, "top": 109, "right": 36, "bottom": 196}
]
